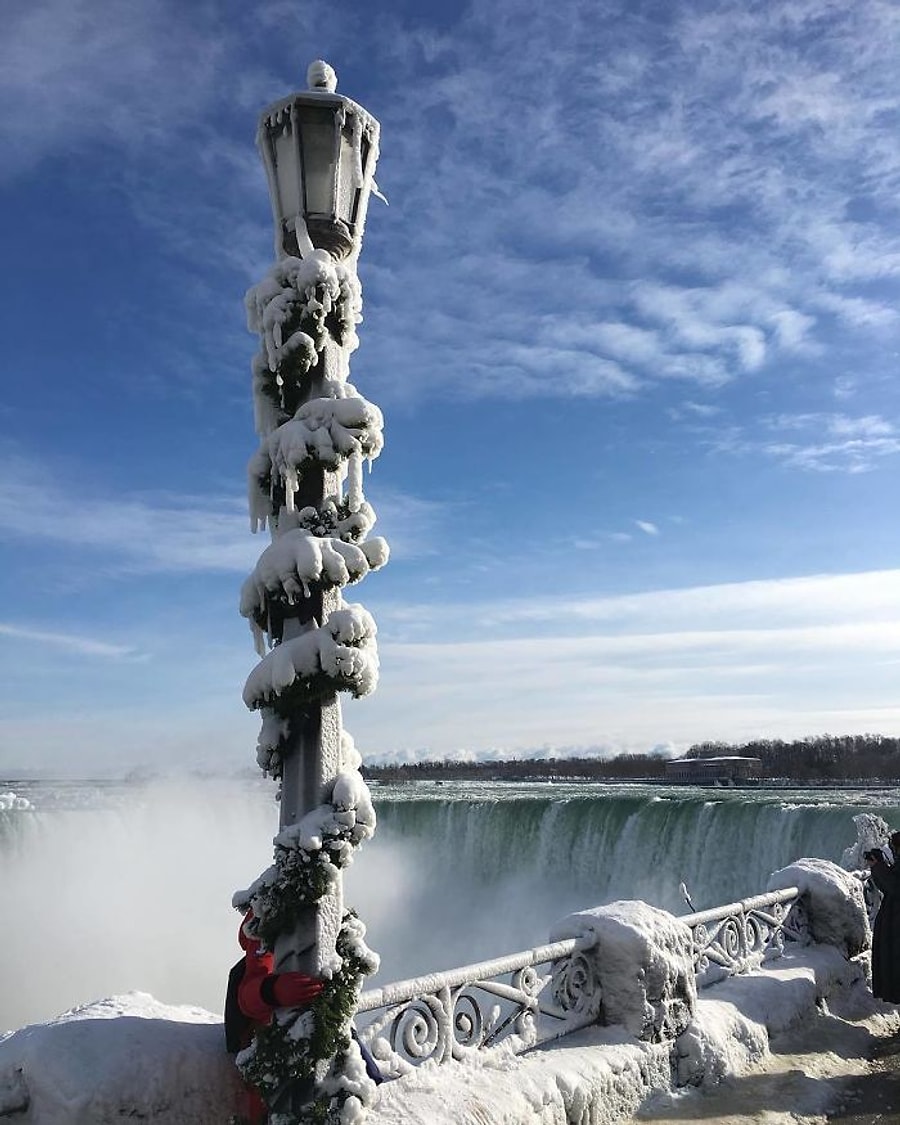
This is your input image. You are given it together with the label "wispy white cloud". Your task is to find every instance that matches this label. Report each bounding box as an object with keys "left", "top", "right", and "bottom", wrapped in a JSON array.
[
  {"left": 759, "top": 413, "right": 900, "bottom": 472},
  {"left": 634, "top": 520, "right": 660, "bottom": 537},
  {"left": 0, "top": 0, "right": 227, "bottom": 179},
  {"left": 0, "top": 623, "right": 136, "bottom": 658},
  {"left": 7, "top": 0, "right": 900, "bottom": 414},
  {"left": 0, "top": 453, "right": 445, "bottom": 574},
  {"left": 353, "top": 566, "right": 900, "bottom": 756},
  {"left": 704, "top": 412, "right": 900, "bottom": 473},
  {"left": 365, "top": 486, "right": 449, "bottom": 560},
  {"left": 361, "top": 0, "right": 900, "bottom": 405},
  {"left": 375, "top": 567, "right": 900, "bottom": 640},
  {"left": 0, "top": 455, "right": 255, "bottom": 574},
  {"left": 675, "top": 401, "right": 722, "bottom": 420}
]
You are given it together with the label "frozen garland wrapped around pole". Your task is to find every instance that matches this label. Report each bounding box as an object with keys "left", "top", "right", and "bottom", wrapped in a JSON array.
[{"left": 232, "top": 60, "right": 387, "bottom": 1125}]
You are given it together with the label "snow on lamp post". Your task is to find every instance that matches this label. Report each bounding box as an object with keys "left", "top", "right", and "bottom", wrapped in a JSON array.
[{"left": 233, "top": 60, "right": 387, "bottom": 1124}]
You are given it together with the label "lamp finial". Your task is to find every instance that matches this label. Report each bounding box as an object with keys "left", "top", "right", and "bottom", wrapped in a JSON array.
[{"left": 307, "top": 60, "right": 337, "bottom": 93}]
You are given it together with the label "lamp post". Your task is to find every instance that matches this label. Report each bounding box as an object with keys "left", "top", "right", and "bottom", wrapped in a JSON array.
[{"left": 234, "top": 60, "right": 386, "bottom": 1123}]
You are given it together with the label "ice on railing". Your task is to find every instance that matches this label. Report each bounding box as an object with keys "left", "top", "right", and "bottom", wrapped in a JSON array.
[
  {"left": 356, "top": 938, "right": 591, "bottom": 1078},
  {"left": 680, "top": 887, "right": 801, "bottom": 987},
  {"left": 841, "top": 812, "right": 893, "bottom": 871},
  {"left": 356, "top": 887, "right": 807, "bottom": 1078},
  {"left": 768, "top": 859, "right": 869, "bottom": 958},
  {"left": 550, "top": 901, "right": 695, "bottom": 1042}
]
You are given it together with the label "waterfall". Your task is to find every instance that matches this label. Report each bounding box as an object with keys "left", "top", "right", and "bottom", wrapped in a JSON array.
[
  {"left": 2, "top": 777, "right": 897, "bottom": 1032},
  {"left": 349, "top": 781, "right": 900, "bottom": 985}
]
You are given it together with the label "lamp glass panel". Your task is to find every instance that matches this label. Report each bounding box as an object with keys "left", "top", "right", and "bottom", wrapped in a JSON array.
[
  {"left": 272, "top": 125, "right": 301, "bottom": 218},
  {"left": 336, "top": 121, "right": 357, "bottom": 223},
  {"left": 299, "top": 106, "right": 338, "bottom": 216}
]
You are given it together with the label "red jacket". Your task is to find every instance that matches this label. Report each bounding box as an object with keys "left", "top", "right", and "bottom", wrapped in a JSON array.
[{"left": 237, "top": 912, "right": 324, "bottom": 1025}]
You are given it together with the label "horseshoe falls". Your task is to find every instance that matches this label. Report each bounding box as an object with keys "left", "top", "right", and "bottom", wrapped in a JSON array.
[
  {"left": 358, "top": 780, "right": 900, "bottom": 985},
  {"left": 2, "top": 777, "right": 899, "bottom": 1032}
]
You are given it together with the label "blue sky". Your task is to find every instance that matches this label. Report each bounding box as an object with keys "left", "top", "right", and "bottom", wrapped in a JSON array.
[{"left": 2, "top": 0, "right": 900, "bottom": 774}]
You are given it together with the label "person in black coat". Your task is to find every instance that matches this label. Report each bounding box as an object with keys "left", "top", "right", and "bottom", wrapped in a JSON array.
[{"left": 865, "top": 843, "right": 900, "bottom": 1004}]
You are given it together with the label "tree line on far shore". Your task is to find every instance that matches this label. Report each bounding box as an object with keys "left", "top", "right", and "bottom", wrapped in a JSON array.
[{"left": 362, "top": 733, "right": 900, "bottom": 784}]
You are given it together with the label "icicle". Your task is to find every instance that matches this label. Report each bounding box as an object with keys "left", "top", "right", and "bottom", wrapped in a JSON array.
[
  {"left": 351, "top": 114, "right": 364, "bottom": 186},
  {"left": 346, "top": 450, "right": 363, "bottom": 514},
  {"left": 294, "top": 214, "right": 315, "bottom": 258},
  {"left": 249, "top": 474, "right": 272, "bottom": 535},
  {"left": 284, "top": 467, "right": 297, "bottom": 513},
  {"left": 250, "top": 620, "right": 266, "bottom": 659}
]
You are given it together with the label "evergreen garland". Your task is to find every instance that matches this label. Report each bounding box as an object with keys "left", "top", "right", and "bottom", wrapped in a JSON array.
[
  {"left": 237, "top": 914, "right": 379, "bottom": 1125},
  {"left": 247, "top": 848, "right": 336, "bottom": 952},
  {"left": 266, "top": 668, "right": 373, "bottom": 716},
  {"left": 253, "top": 270, "right": 360, "bottom": 424},
  {"left": 296, "top": 499, "right": 375, "bottom": 544}
]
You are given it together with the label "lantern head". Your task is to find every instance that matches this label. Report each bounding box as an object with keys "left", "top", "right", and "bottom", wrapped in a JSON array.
[{"left": 257, "top": 61, "right": 380, "bottom": 261}]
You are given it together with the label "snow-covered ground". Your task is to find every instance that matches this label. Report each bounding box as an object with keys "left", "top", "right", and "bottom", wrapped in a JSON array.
[
  {"left": 0, "top": 994, "right": 241, "bottom": 1122},
  {"left": 1, "top": 945, "right": 894, "bottom": 1124}
]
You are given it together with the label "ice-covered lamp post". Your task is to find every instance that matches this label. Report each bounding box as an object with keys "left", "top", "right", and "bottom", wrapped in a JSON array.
[{"left": 233, "top": 60, "right": 387, "bottom": 1124}]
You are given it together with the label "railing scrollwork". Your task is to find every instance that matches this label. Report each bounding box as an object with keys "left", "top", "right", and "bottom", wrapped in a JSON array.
[
  {"left": 356, "top": 938, "right": 602, "bottom": 1077},
  {"left": 356, "top": 886, "right": 804, "bottom": 1076},
  {"left": 681, "top": 887, "right": 803, "bottom": 987}
]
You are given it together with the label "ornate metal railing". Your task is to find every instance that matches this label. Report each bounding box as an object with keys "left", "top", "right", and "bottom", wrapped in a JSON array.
[
  {"left": 680, "top": 886, "right": 806, "bottom": 988},
  {"left": 355, "top": 886, "right": 806, "bottom": 1077},
  {"left": 355, "top": 937, "right": 601, "bottom": 1078}
]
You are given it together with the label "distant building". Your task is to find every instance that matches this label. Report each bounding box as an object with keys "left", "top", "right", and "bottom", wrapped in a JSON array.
[{"left": 665, "top": 756, "right": 762, "bottom": 785}]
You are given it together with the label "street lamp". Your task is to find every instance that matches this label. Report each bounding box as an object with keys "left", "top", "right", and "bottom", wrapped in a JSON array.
[
  {"left": 234, "top": 60, "right": 387, "bottom": 1124},
  {"left": 257, "top": 59, "right": 380, "bottom": 261}
]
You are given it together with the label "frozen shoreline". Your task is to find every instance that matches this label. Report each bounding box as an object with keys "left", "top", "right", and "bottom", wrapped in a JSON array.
[{"left": 1, "top": 945, "right": 889, "bottom": 1124}]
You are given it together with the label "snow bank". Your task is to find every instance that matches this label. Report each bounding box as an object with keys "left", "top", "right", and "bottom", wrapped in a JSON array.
[
  {"left": 0, "top": 862, "right": 878, "bottom": 1124},
  {"left": 369, "top": 946, "right": 874, "bottom": 1125},
  {"left": 550, "top": 901, "right": 696, "bottom": 1041},
  {"left": 767, "top": 857, "right": 870, "bottom": 958},
  {"left": 0, "top": 994, "right": 239, "bottom": 1124},
  {"left": 0, "top": 946, "right": 878, "bottom": 1124},
  {"left": 672, "top": 995, "right": 769, "bottom": 1087},
  {"left": 370, "top": 1026, "right": 673, "bottom": 1125}
]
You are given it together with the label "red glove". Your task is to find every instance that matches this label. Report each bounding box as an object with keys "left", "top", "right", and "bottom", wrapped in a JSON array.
[{"left": 262, "top": 971, "right": 325, "bottom": 1008}]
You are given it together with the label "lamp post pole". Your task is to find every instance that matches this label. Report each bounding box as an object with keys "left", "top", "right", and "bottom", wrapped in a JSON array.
[{"left": 235, "top": 60, "right": 386, "bottom": 1123}]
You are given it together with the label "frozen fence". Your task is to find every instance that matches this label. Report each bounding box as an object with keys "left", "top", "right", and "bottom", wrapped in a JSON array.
[
  {"left": 355, "top": 886, "right": 805, "bottom": 1078},
  {"left": 681, "top": 886, "right": 807, "bottom": 987}
]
